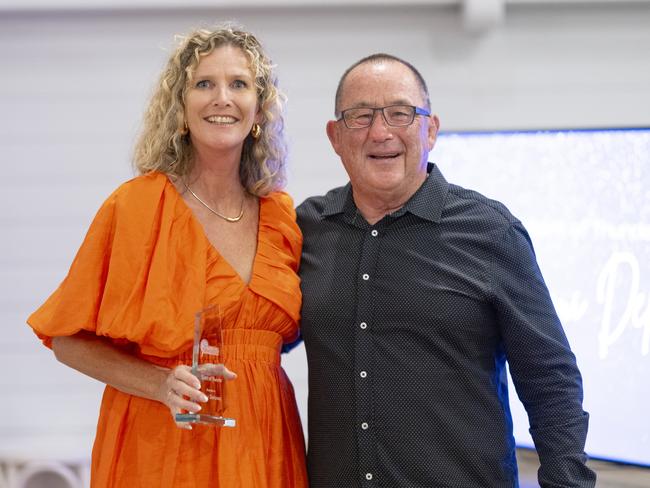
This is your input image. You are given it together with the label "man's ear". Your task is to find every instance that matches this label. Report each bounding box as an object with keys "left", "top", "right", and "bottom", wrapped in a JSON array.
[
  {"left": 326, "top": 120, "right": 342, "bottom": 156},
  {"left": 427, "top": 115, "right": 440, "bottom": 151}
]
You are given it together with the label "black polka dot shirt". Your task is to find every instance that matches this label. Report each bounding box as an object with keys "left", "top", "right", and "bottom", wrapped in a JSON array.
[{"left": 297, "top": 163, "right": 596, "bottom": 488}]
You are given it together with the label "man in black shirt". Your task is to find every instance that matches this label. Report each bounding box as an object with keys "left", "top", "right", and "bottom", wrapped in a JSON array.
[{"left": 296, "top": 53, "right": 596, "bottom": 487}]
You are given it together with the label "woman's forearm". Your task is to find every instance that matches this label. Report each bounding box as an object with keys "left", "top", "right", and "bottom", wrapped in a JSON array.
[
  {"left": 51, "top": 331, "right": 168, "bottom": 403},
  {"left": 50, "top": 331, "right": 231, "bottom": 427}
]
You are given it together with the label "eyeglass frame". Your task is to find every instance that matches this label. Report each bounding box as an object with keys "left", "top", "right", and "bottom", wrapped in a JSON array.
[{"left": 336, "top": 104, "right": 431, "bottom": 129}]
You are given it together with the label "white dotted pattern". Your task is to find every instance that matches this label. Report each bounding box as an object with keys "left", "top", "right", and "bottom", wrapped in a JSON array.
[{"left": 298, "top": 164, "right": 595, "bottom": 487}]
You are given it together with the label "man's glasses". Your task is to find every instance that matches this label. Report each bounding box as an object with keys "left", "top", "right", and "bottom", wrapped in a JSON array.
[{"left": 338, "top": 104, "right": 430, "bottom": 129}]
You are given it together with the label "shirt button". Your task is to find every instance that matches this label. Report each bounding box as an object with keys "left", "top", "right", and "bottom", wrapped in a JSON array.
[
  {"left": 360, "top": 322, "right": 367, "bottom": 329},
  {"left": 361, "top": 422, "right": 369, "bottom": 430},
  {"left": 362, "top": 273, "right": 370, "bottom": 280},
  {"left": 360, "top": 371, "right": 367, "bottom": 378},
  {"left": 366, "top": 473, "right": 373, "bottom": 480},
  {"left": 371, "top": 230, "right": 378, "bottom": 237}
]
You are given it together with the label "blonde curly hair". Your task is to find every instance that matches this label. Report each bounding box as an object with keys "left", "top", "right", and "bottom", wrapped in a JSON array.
[{"left": 133, "top": 25, "right": 287, "bottom": 195}]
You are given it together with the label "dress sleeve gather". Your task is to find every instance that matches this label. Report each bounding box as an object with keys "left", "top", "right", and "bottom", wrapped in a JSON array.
[
  {"left": 27, "top": 173, "right": 206, "bottom": 357},
  {"left": 251, "top": 191, "right": 303, "bottom": 323}
]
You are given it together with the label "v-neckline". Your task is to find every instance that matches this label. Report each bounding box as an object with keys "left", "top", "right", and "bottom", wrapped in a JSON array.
[{"left": 166, "top": 174, "right": 263, "bottom": 288}]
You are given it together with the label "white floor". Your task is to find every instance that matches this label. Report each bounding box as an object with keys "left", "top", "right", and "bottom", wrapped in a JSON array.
[{"left": 517, "top": 448, "right": 650, "bottom": 488}]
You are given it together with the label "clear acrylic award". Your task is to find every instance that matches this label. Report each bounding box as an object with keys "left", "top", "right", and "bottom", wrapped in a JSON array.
[{"left": 175, "top": 305, "right": 236, "bottom": 427}]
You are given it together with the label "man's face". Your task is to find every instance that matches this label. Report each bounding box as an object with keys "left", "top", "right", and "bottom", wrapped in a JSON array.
[{"left": 327, "top": 61, "right": 439, "bottom": 200}]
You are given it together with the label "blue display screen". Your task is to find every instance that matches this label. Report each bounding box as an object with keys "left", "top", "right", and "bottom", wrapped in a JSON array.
[{"left": 435, "top": 128, "right": 650, "bottom": 466}]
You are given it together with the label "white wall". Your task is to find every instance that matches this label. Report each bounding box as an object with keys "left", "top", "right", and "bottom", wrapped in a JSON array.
[{"left": 1, "top": 1, "right": 649, "bottom": 482}]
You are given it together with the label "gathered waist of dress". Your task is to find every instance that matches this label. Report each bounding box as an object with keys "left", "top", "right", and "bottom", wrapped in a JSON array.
[{"left": 139, "top": 329, "right": 284, "bottom": 368}]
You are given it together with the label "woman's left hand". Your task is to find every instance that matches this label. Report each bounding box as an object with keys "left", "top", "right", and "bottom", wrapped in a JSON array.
[{"left": 157, "top": 363, "right": 237, "bottom": 430}]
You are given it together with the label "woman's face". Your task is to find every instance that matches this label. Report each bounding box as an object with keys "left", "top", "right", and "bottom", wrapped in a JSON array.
[{"left": 184, "top": 45, "right": 260, "bottom": 160}]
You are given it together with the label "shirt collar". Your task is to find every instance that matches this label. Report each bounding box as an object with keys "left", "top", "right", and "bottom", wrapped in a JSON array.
[
  {"left": 321, "top": 181, "right": 353, "bottom": 218},
  {"left": 320, "top": 162, "right": 449, "bottom": 224},
  {"left": 401, "top": 162, "right": 449, "bottom": 223}
]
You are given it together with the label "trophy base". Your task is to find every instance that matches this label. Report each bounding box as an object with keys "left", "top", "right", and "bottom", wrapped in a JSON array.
[{"left": 175, "top": 413, "right": 236, "bottom": 427}]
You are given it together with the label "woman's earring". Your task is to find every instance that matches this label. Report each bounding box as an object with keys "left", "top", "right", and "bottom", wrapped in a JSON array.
[
  {"left": 180, "top": 120, "right": 189, "bottom": 136},
  {"left": 251, "top": 123, "right": 261, "bottom": 139}
]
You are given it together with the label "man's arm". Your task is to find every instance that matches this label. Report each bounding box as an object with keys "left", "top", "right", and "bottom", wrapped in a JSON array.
[{"left": 491, "top": 222, "right": 596, "bottom": 487}]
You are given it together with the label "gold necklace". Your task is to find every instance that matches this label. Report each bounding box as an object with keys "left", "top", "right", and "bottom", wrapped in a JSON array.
[{"left": 183, "top": 181, "right": 245, "bottom": 223}]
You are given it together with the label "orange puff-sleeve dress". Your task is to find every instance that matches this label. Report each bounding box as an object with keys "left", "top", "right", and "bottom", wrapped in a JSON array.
[{"left": 27, "top": 172, "right": 308, "bottom": 488}]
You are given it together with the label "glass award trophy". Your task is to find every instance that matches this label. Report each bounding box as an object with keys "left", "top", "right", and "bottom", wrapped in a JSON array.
[{"left": 175, "top": 305, "right": 236, "bottom": 427}]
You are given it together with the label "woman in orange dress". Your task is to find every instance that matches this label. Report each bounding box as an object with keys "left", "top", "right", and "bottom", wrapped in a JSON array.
[{"left": 27, "top": 26, "right": 307, "bottom": 487}]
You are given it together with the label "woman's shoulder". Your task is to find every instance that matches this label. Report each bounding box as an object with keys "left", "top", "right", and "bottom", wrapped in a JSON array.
[
  {"left": 259, "top": 190, "right": 301, "bottom": 252},
  {"left": 263, "top": 190, "right": 294, "bottom": 208},
  {"left": 109, "top": 171, "right": 169, "bottom": 204},
  {"left": 94, "top": 172, "right": 181, "bottom": 231},
  {"left": 261, "top": 190, "right": 297, "bottom": 219},
  {"left": 100, "top": 172, "right": 176, "bottom": 217}
]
